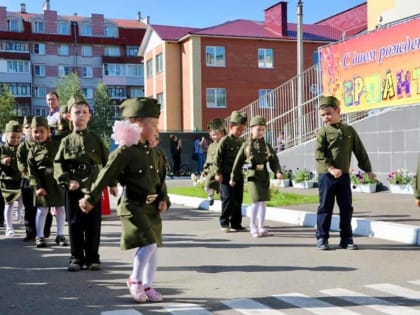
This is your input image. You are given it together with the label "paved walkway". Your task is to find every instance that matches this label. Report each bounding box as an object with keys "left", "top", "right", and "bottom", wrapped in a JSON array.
[{"left": 166, "top": 178, "right": 420, "bottom": 245}]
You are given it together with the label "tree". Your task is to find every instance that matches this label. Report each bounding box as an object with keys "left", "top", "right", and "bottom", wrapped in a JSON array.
[
  {"left": 89, "top": 81, "right": 116, "bottom": 147},
  {"left": 0, "top": 83, "right": 17, "bottom": 131},
  {"left": 56, "top": 72, "right": 82, "bottom": 106}
]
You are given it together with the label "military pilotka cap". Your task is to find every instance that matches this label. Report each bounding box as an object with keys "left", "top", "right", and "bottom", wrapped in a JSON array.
[
  {"left": 67, "top": 94, "right": 89, "bottom": 110},
  {"left": 60, "top": 104, "right": 68, "bottom": 114},
  {"left": 319, "top": 95, "right": 340, "bottom": 108},
  {"left": 23, "top": 115, "right": 33, "bottom": 126},
  {"left": 250, "top": 115, "right": 266, "bottom": 127},
  {"left": 230, "top": 111, "right": 247, "bottom": 125},
  {"left": 120, "top": 97, "right": 161, "bottom": 119},
  {"left": 31, "top": 116, "right": 49, "bottom": 129},
  {"left": 207, "top": 118, "right": 226, "bottom": 131},
  {"left": 5, "top": 120, "right": 22, "bottom": 133}
]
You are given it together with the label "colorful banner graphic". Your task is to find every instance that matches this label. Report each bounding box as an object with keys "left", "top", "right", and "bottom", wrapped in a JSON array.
[{"left": 319, "top": 17, "right": 420, "bottom": 113}]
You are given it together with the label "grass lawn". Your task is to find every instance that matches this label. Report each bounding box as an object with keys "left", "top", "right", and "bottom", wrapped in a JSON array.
[{"left": 168, "top": 186, "right": 319, "bottom": 207}]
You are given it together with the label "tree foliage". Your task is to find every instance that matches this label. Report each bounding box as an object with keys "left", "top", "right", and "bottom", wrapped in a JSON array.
[
  {"left": 56, "top": 72, "right": 82, "bottom": 106},
  {"left": 0, "top": 83, "right": 17, "bottom": 132},
  {"left": 89, "top": 81, "right": 116, "bottom": 146}
]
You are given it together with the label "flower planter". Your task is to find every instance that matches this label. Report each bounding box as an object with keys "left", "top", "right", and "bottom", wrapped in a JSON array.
[
  {"left": 270, "top": 179, "right": 290, "bottom": 191},
  {"left": 389, "top": 184, "right": 414, "bottom": 195},
  {"left": 352, "top": 183, "right": 376, "bottom": 193},
  {"left": 292, "top": 180, "right": 315, "bottom": 189}
]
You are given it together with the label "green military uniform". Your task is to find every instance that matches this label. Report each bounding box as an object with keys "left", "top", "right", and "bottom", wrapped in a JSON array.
[
  {"left": 416, "top": 153, "right": 420, "bottom": 201},
  {"left": 0, "top": 121, "right": 23, "bottom": 203},
  {"left": 85, "top": 97, "right": 170, "bottom": 250},
  {"left": 54, "top": 94, "right": 109, "bottom": 269},
  {"left": 231, "top": 116, "right": 281, "bottom": 202},
  {"left": 28, "top": 117, "right": 64, "bottom": 207}
]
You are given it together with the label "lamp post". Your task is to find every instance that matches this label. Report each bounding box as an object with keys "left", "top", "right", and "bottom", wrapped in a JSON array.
[{"left": 297, "top": 0, "right": 304, "bottom": 143}]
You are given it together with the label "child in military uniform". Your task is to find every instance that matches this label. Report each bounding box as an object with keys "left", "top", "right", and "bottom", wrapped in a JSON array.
[
  {"left": 0, "top": 121, "right": 24, "bottom": 237},
  {"left": 202, "top": 118, "right": 227, "bottom": 205},
  {"left": 230, "top": 116, "right": 282, "bottom": 237},
  {"left": 54, "top": 94, "right": 110, "bottom": 271},
  {"left": 215, "top": 111, "right": 247, "bottom": 232},
  {"left": 17, "top": 115, "right": 37, "bottom": 242},
  {"left": 315, "top": 95, "right": 375, "bottom": 250},
  {"left": 28, "top": 116, "right": 67, "bottom": 248},
  {"left": 79, "top": 97, "right": 170, "bottom": 303},
  {"left": 415, "top": 153, "right": 420, "bottom": 207}
]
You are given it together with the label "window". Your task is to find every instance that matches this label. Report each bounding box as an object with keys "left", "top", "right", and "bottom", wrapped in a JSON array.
[
  {"left": 156, "top": 92, "right": 164, "bottom": 111},
  {"left": 79, "top": 23, "right": 92, "bottom": 36},
  {"left": 0, "top": 41, "right": 28, "bottom": 52},
  {"left": 7, "top": 18, "right": 21, "bottom": 32},
  {"left": 34, "top": 106, "right": 48, "bottom": 117},
  {"left": 57, "top": 21, "right": 70, "bottom": 34},
  {"left": 146, "top": 59, "right": 153, "bottom": 78},
  {"left": 206, "top": 88, "right": 226, "bottom": 108},
  {"left": 258, "top": 48, "right": 274, "bottom": 68},
  {"left": 82, "top": 66, "right": 93, "bottom": 78},
  {"left": 33, "top": 43, "right": 46, "bottom": 55},
  {"left": 104, "top": 23, "right": 118, "bottom": 37},
  {"left": 82, "top": 88, "right": 94, "bottom": 99},
  {"left": 258, "top": 89, "right": 274, "bottom": 108},
  {"left": 103, "top": 64, "right": 124, "bottom": 76},
  {"left": 33, "top": 86, "right": 47, "bottom": 98},
  {"left": 130, "top": 87, "right": 144, "bottom": 98},
  {"left": 107, "top": 87, "right": 126, "bottom": 98},
  {"left": 104, "top": 46, "right": 120, "bottom": 56},
  {"left": 33, "top": 20, "right": 45, "bottom": 33},
  {"left": 58, "top": 44, "right": 69, "bottom": 56},
  {"left": 33, "top": 65, "right": 46, "bottom": 76},
  {"left": 7, "top": 83, "right": 31, "bottom": 97},
  {"left": 206, "top": 46, "right": 225, "bottom": 67},
  {"left": 126, "top": 46, "right": 138, "bottom": 56},
  {"left": 81, "top": 45, "right": 92, "bottom": 57},
  {"left": 58, "top": 66, "right": 71, "bottom": 77},
  {"left": 126, "top": 64, "right": 143, "bottom": 77},
  {"left": 7, "top": 60, "right": 30, "bottom": 73},
  {"left": 155, "top": 54, "right": 163, "bottom": 74}
]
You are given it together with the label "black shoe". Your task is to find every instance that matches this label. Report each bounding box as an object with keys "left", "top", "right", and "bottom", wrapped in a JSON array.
[
  {"left": 339, "top": 239, "right": 358, "bottom": 250},
  {"left": 230, "top": 226, "right": 247, "bottom": 232},
  {"left": 68, "top": 259, "right": 82, "bottom": 272},
  {"left": 36, "top": 237, "right": 47, "bottom": 248},
  {"left": 317, "top": 238, "right": 329, "bottom": 250},
  {"left": 87, "top": 263, "right": 101, "bottom": 271},
  {"left": 208, "top": 198, "right": 214, "bottom": 206},
  {"left": 55, "top": 235, "right": 68, "bottom": 246},
  {"left": 23, "top": 235, "right": 35, "bottom": 242}
]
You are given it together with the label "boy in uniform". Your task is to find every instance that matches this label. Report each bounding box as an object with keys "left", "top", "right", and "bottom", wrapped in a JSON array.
[
  {"left": 0, "top": 121, "right": 24, "bottom": 237},
  {"left": 79, "top": 97, "right": 170, "bottom": 303},
  {"left": 54, "top": 94, "right": 110, "bottom": 271},
  {"left": 215, "top": 111, "right": 247, "bottom": 232},
  {"left": 315, "top": 95, "right": 375, "bottom": 250}
]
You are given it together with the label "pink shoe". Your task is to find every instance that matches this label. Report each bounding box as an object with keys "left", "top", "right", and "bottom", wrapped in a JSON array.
[
  {"left": 259, "top": 230, "right": 270, "bottom": 237},
  {"left": 126, "top": 278, "right": 148, "bottom": 303},
  {"left": 251, "top": 231, "right": 259, "bottom": 238},
  {"left": 145, "top": 287, "right": 163, "bottom": 302}
]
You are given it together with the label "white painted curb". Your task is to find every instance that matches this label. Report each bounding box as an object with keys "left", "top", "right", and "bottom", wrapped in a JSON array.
[{"left": 168, "top": 194, "right": 420, "bottom": 245}]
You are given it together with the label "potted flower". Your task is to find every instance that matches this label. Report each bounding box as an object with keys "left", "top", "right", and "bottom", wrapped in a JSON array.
[
  {"left": 351, "top": 170, "right": 377, "bottom": 193},
  {"left": 270, "top": 167, "right": 291, "bottom": 190},
  {"left": 387, "top": 169, "right": 415, "bottom": 194},
  {"left": 292, "top": 168, "right": 315, "bottom": 189}
]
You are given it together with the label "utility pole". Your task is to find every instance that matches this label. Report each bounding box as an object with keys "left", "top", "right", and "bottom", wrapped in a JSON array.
[{"left": 297, "top": 0, "right": 304, "bottom": 143}]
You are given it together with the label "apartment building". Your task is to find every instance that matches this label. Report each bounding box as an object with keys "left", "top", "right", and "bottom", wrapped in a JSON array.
[
  {"left": 0, "top": 3, "right": 146, "bottom": 117},
  {"left": 139, "top": 1, "right": 367, "bottom": 132}
]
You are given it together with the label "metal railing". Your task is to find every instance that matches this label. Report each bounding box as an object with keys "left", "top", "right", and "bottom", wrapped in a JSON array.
[{"left": 227, "top": 64, "right": 377, "bottom": 151}]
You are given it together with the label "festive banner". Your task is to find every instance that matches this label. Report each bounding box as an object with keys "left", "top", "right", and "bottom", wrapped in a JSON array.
[{"left": 319, "top": 17, "right": 420, "bottom": 113}]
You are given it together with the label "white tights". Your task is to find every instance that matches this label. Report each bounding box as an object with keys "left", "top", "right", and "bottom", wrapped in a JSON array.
[
  {"left": 249, "top": 201, "right": 267, "bottom": 234},
  {"left": 35, "top": 206, "right": 66, "bottom": 238},
  {"left": 131, "top": 243, "right": 158, "bottom": 289},
  {"left": 4, "top": 197, "right": 24, "bottom": 230}
]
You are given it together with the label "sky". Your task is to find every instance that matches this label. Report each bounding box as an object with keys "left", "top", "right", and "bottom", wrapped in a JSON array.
[{"left": 1, "top": 0, "right": 365, "bottom": 27}]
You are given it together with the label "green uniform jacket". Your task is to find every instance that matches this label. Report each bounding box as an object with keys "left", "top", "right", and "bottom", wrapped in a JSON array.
[
  {"left": 315, "top": 122, "right": 372, "bottom": 174},
  {"left": 17, "top": 139, "right": 35, "bottom": 179},
  {"left": 231, "top": 138, "right": 281, "bottom": 202},
  {"left": 28, "top": 139, "right": 64, "bottom": 207},
  {"left": 216, "top": 134, "right": 245, "bottom": 176},
  {"left": 203, "top": 142, "right": 219, "bottom": 191},
  {"left": 416, "top": 153, "right": 420, "bottom": 200},
  {"left": 85, "top": 143, "right": 170, "bottom": 250},
  {"left": 0, "top": 143, "right": 22, "bottom": 203},
  {"left": 54, "top": 129, "right": 109, "bottom": 194}
]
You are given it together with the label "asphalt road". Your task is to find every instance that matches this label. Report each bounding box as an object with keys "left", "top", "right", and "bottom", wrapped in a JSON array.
[{"left": 1, "top": 202, "right": 420, "bottom": 315}]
